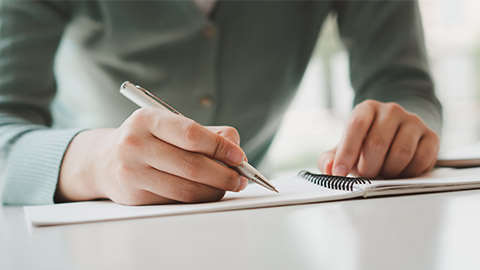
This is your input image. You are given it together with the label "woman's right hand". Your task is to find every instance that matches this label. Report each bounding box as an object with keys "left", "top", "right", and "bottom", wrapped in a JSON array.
[{"left": 56, "top": 108, "right": 249, "bottom": 205}]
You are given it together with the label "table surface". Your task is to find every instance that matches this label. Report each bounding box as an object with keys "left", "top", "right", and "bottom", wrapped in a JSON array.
[{"left": 2, "top": 189, "right": 480, "bottom": 270}]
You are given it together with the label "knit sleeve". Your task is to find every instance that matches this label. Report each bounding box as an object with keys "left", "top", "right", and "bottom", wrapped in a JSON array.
[{"left": 0, "top": 1, "right": 81, "bottom": 205}]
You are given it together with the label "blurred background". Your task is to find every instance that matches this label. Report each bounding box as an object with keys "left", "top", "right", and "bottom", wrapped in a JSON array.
[{"left": 267, "top": 0, "right": 480, "bottom": 176}]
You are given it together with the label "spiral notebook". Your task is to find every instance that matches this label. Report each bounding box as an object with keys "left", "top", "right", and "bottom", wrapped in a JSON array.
[{"left": 24, "top": 167, "right": 480, "bottom": 226}]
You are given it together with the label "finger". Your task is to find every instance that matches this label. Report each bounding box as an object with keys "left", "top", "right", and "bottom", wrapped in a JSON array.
[
  {"left": 380, "top": 123, "right": 423, "bottom": 178},
  {"left": 130, "top": 108, "right": 246, "bottom": 166},
  {"left": 401, "top": 132, "right": 440, "bottom": 177},
  {"left": 356, "top": 106, "right": 403, "bottom": 178},
  {"left": 138, "top": 166, "right": 227, "bottom": 203},
  {"left": 349, "top": 166, "right": 360, "bottom": 177},
  {"left": 425, "top": 154, "right": 437, "bottom": 174},
  {"left": 332, "top": 101, "right": 376, "bottom": 176},
  {"left": 205, "top": 126, "right": 248, "bottom": 162},
  {"left": 206, "top": 126, "right": 241, "bottom": 145},
  {"left": 237, "top": 177, "right": 249, "bottom": 191},
  {"left": 143, "top": 136, "right": 244, "bottom": 192},
  {"left": 317, "top": 147, "right": 336, "bottom": 174}
]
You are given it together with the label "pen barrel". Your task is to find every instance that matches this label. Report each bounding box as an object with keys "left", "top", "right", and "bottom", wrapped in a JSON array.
[
  {"left": 233, "top": 162, "right": 257, "bottom": 180},
  {"left": 232, "top": 162, "right": 276, "bottom": 191}
]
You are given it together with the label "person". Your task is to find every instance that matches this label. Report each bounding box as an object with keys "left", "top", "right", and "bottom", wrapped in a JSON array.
[{"left": 0, "top": 0, "right": 441, "bottom": 205}]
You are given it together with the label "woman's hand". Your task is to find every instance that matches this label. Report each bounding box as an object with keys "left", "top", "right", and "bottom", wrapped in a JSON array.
[
  {"left": 318, "top": 100, "right": 440, "bottom": 179},
  {"left": 56, "top": 108, "right": 248, "bottom": 205}
]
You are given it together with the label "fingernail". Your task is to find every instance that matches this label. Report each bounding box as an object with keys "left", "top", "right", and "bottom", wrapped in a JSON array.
[
  {"left": 235, "top": 177, "right": 248, "bottom": 192},
  {"left": 227, "top": 148, "right": 244, "bottom": 165},
  {"left": 333, "top": 165, "right": 347, "bottom": 176}
]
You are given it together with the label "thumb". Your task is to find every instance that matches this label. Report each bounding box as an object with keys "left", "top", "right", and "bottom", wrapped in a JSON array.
[
  {"left": 206, "top": 126, "right": 241, "bottom": 145},
  {"left": 317, "top": 147, "right": 337, "bottom": 174}
]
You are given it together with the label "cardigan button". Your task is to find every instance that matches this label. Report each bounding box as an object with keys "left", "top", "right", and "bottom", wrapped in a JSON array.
[
  {"left": 199, "top": 95, "right": 213, "bottom": 108},
  {"left": 204, "top": 26, "right": 215, "bottom": 38}
]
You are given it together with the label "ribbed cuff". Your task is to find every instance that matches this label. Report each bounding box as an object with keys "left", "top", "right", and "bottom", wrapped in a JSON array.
[{"left": 1, "top": 128, "right": 84, "bottom": 205}]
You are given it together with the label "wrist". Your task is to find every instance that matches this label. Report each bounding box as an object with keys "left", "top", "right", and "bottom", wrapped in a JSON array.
[{"left": 56, "top": 129, "right": 112, "bottom": 202}]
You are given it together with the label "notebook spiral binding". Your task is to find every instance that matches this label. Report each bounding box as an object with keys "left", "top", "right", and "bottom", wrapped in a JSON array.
[{"left": 298, "top": 170, "right": 371, "bottom": 191}]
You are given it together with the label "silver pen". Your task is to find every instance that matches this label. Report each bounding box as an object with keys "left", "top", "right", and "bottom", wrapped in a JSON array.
[{"left": 120, "top": 81, "right": 279, "bottom": 193}]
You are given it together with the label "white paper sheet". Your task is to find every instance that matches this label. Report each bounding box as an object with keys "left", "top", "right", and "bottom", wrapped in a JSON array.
[{"left": 24, "top": 175, "right": 358, "bottom": 226}]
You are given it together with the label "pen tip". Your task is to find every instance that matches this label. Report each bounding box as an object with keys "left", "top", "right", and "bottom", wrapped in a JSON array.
[{"left": 274, "top": 188, "right": 279, "bottom": 193}]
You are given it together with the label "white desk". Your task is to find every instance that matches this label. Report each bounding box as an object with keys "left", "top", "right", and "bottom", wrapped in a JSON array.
[{"left": 2, "top": 190, "right": 480, "bottom": 270}]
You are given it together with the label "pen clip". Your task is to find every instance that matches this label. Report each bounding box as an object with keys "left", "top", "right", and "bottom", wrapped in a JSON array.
[{"left": 135, "top": 86, "right": 183, "bottom": 116}]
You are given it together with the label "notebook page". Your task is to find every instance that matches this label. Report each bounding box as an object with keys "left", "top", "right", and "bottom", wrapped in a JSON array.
[
  {"left": 24, "top": 175, "right": 363, "bottom": 226},
  {"left": 362, "top": 167, "right": 480, "bottom": 197}
]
